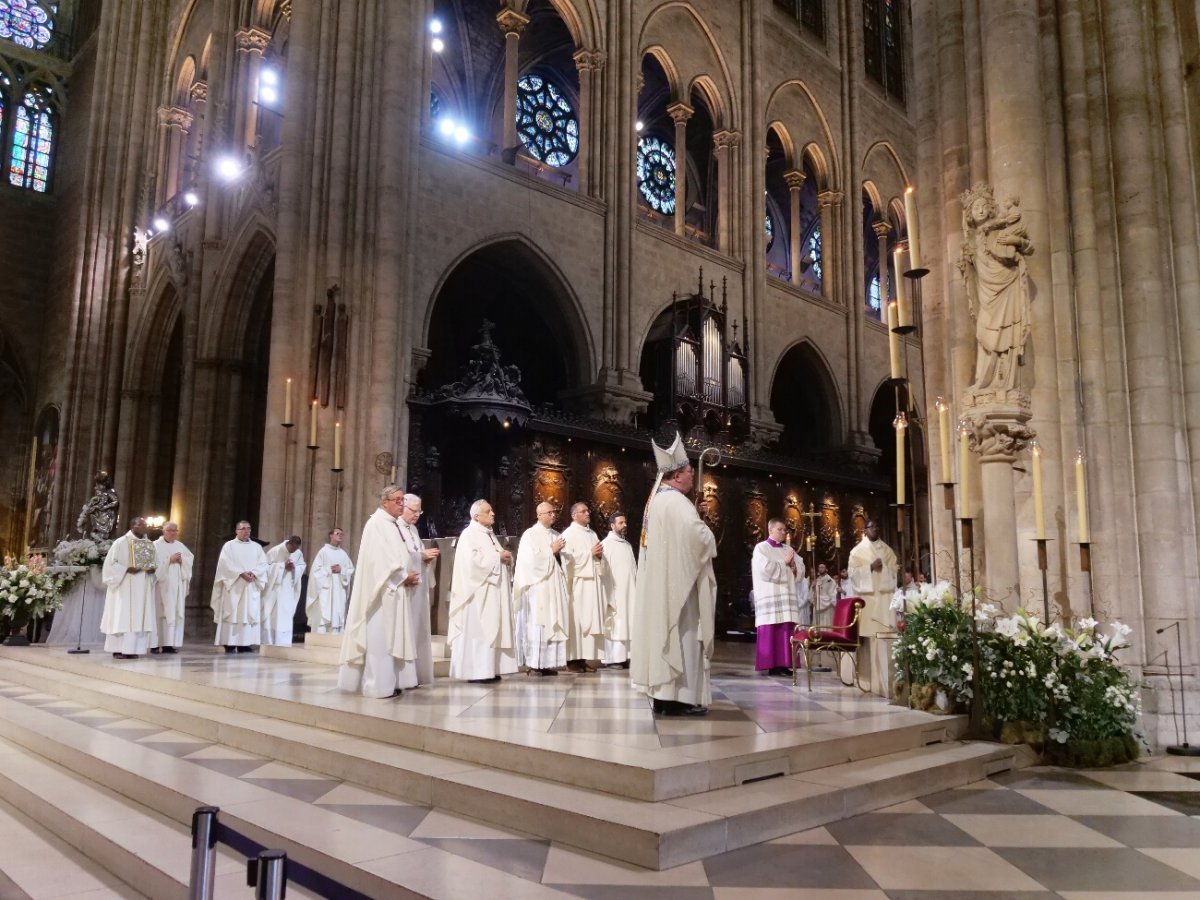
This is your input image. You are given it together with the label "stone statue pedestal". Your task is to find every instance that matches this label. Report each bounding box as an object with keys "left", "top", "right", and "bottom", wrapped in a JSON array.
[
  {"left": 45, "top": 566, "right": 106, "bottom": 648},
  {"left": 962, "top": 389, "right": 1035, "bottom": 606}
]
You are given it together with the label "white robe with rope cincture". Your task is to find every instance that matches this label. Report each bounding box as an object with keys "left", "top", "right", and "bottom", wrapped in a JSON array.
[
  {"left": 630, "top": 487, "right": 717, "bottom": 706},
  {"left": 262, "top": 543, "right": 306, "bottom": 647},
  {"left": 600, "top": 532, "right": 637, "bottom": 664},
  {"left": 210, "top": 538, "right": 269, "bottom": 647},
  {"left": 152, "top": 537, "right": 193, "bottom": 649},
  {"left": 751, "top": 541, "right": 803, "bottom": 627},
  {"left": 561, "top": 521, "right": 606, "bottom": 662},
  {"left": 100, "top": 532, "right": 157, "bottom": 655},
  {"left": 447, "top": 521, "right": 518, "bottom": 681},
  {"left": 338, "top": 508, "right": 427, "bottom": 698},
  {"left": 307, "top": 544, "right": 354, "bottom": 633},
  {"left": 397, "top": 517, "right": 435, "bottom": 686},
  {"left": 512, "top": 524, "right": 569, "bottom": 670},
  {"left": 848, "top": 536, "right": 899, "bottom": 697}
]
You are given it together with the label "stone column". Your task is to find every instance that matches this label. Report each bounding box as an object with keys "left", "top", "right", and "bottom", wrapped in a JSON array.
[
  {"left": 667, "top": 101, "right": 693, "bottom": 236},
  {"left": 785, "top": 169, "right": 805, "bottom": 286},
  {"left": 573, "top": 49, "right": 604, "bottom": 197},
  {"left": 496, "top": 8, "right": 529, "bottom": 158},
  {"left": 157, "top": 106, "right": 193, "bottom": 202},
  {"left": 872, "top": 220, "right": 891, "bottom": 310},
  {"left": 816, "top": 189, "right": 840, "bottom": 300},
  {"left": 714, "top": 130, "right": 741, "bottom": 254},
  {"left": 235, "top": 27, "right": 271, "bottom": 154}
]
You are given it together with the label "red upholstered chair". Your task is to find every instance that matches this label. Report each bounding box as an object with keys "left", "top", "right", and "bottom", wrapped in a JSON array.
[{"left": 790, "top": 597, "right": 867, "bottom": 692}]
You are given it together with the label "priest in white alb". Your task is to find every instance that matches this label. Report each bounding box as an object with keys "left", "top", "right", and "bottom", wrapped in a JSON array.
[
  {"left": 847, "top": 519, "right": 899, "bottom": 697},
  {"left": 339, "top": 487, "right": 431, "bottom": 698},
  {"left": 512, "top": 501, "right": 569, "bottom": 676},
  {"left": 210, "top": 520, "right": 269, "bottom": 653},
  {"left": 262, "top": 536, "right": 305, "bottom": 646},
  {"left": 751, "top": 518, "right": 804, "bottom": 677},
  {"left": 599, "top": 512, "right": 637, "bottom": 667},
  {"left": 447, "top": 499, "right": 518, "bottom": 683},
  {"left": 100, "top": 515, "right": 158, "bottom": 659},
  {"left": 630, "top": 434, "right": 717, "bottom": 716},
  {"left": 396, "top": 493, "right": 438, "bottom": 685},
  {"left": 812, "top": 562, "right": 837, "bottom": 628},
  {"left": 307, "top": 528, "right": 354, "bottom": 633},
  {"left": 561, "top": 501, "right": 606, "bottom": 673},
  {"left": 151, "top": 521, "right": 192, "bottom": 653}
]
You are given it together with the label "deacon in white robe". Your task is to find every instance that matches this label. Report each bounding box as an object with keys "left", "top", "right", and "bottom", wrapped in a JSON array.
[
  {"left": 210, "top": 520, "right": 269, "bottom": 652},
  {"left": 396, "top": 494, "right": 437, "bottom": 685},
  {"left": 512, "top": 502, "right": 569, "bottom": 674},
  {"left": 339, "top": 488, "right": 433, "bottom": 698},
  {"left": 561, "top": 502, "right": 606, "bottom": 672},
  {"left": 152, "top": 522, "right": 193, "bottom": 652},
  {"left": 630, "top": 434, "right": 717, "bottom": 715},
  {"left": 100, "top": 517, "right": 158, "bottom": 658},
  {"left": 812, "top": 563, "right": 837, "bottom": 628},
  {"left": 262, "top": 537, "right": 305, "bottom": 647},
  {"left": 847, "top": 520, "right": 899, "bottom": 697},
  {"left": 751, "top": 520, "right": 803, "bottom": 675},
  {"left": 599, "top": 513, "right": 637, "bottom": 666},
  {"left": 447, "top": 499, "right": 518, "bottom": 683},
  {"left": 307, "top": 528, "right": 354, "bottom": 633}
]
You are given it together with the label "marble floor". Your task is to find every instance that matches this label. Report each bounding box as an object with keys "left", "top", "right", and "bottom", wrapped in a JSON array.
[{"left": 1, "top": 649, "right": 1199, "bottom": 897}]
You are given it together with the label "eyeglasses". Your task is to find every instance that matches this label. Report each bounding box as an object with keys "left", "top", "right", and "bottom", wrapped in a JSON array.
[{"left": 403, "top": 506, "right": 423, "bottom": 516}]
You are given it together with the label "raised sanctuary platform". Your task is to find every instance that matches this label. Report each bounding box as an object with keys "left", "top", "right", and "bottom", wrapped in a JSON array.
[{"left": 0, "top": 645, "right": 1026, "bottom": 896}]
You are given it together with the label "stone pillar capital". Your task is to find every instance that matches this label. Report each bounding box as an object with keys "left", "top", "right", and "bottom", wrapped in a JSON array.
[
  {"left": 279, "top": 0, "right": 291, "bottom": 21},
  {"left": 871, "top": 220, "right": 892, "bottom": 239},
  {"left": 666, "top": 101, "right": 694, "bottom": 125},
  {"left": 573, "top": 48, "right": 605, "bottom": 72},
  {"left": 713, "top": 129, "right": 741, "bottom": 152},
  {"left": 158, "top": 105, "right": 194, "bottom": 132},
  {"left": 961, "top": 389, "right": 1035, "bottom": 461},
  {"left": 783, "top": 169, "right": 806, "bottom": 191},
  {"left": 235, "top": 26, "right": 272, "bottom": 55},
  {"left": 189, "top": 80, "right": 209, "bottom": 105},
  {"left": 496, "top": 8, "right": 530, "bottom": 37},
  {"left": 817, "top": 189, "right": 842, "bottom": 208}
]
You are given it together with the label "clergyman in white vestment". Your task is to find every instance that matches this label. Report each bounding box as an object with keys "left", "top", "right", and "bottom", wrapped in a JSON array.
[
  {"left": 561, "top": 502, "right": 606, "bottom": 672},
  {"left": 847, "top": 519, "right": 899, "bottom": 697},
  {"left": 600, "top": 513, "right": 637, "bottom": 667},
  {"left": 812, "top": 563, "right": 837, "bottom": 628},
  {"left": 751, "top": 519, "right": 803, "bottom": 676},
  {"left": 307, "top": 528, "right": 354, "bottom": 633},
  {"left": 630, "top": 434, "right": 717, "bottom": 716},
  {"left": 262, "top": 537, "right": 305, "bottom": 647},
  {"left": 100, "top": 516, "right": 158, "bottom": 658},
  {"left": 447, "top": 499, "right": 518, "bottom": 683},
  {"left": 210, "top": 520, "right": 269, "bottom": 652},
  {"left": 512, "top": 502, "right": 569, "bottom": 675},
  {"left": 338, "top": 487, "right": 434, "bottom": 698},
  {"left": 395, "top": 493, "right": 437, "bottom": 685},
  {"left": 151, "top": 521, "right": 193, "bottom": 652}
]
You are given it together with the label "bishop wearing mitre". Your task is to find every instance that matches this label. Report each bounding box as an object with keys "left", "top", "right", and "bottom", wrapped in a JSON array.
[
  {"left": 210, "top": 520, "right": 269, "bottom": 652},
  {"left": 151, "top": 521, "right": 193, "bottom": 653},
  {"left": 100, "top": 515, "right": 158, "bottom": 659},
  {"left": 512, "top": 501, "right": 569, "bottom": 675},
  {"left": 847, "top": 519, "right": 899, "bottom": 697},
  {"left": 447, "top": 499, "right": 518, "bottom": 683},
  {"left": 599, "top": 512, "right": 637, "bottom": 667}
]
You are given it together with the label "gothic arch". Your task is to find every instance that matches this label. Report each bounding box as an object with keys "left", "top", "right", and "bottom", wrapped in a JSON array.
[
  {"left": 421, "top": 234, "right": 596, "bottom": 391},
  {"left": 764, "top": 79, "right": 840, "bottom": 189},
  {"left": 862, "top": 139, "right": 910, "bottom": 204},
  {"left": 641, "top": 45, "right": 681, "bottom": 98},
  {"left": 768, "top": 339, "right": 845, "bottom": 450},
  {"left": 767, "top": 121, "right": 796, "bottom": 169},
  {"left": 202, "top": 223, "right": 276, "bottom": 357},
  {"left": 126, "top": 277, "right": 182, "bottom": 390},
  {"left": 801, "top": 142, "right": 832, "bottom": 193},
  {"left": 638, "top": 2, "right": 738, "bottom": 127}
]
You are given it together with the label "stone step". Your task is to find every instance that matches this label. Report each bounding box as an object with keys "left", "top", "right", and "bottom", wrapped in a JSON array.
[
  {"left": 0, "top": 694, "right": 565, "bottom": 897},
  {"left": 261, "top": 632, "right": 451, "bottom": 674},
  {"left": 0, "top": 657, "right": 1022, "bottom": 870},
  {"left": 0, "top": 648, "right": 969, "bottom": 803}
]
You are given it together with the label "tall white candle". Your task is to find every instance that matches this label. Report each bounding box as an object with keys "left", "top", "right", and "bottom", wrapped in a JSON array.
[
  {"left": 1075, "top": 451, "right": 1089, "bottom": 543},
  {"left": 936, "top": 398, "right": 951, "bottom": 483},
  {"left": 333, "top": 422, "right": 343, "bottom": 470},
  {"left": 895, "top": 413, "right": 907, "bottom": 506},
  {"left": 309, "top": 399, "right": 318, "bottom": 447},
  {"left": 904, "top": 185, "right": 922, "bottom": 270},
  {"left": 893, "top": 245, "right": 912, "bottom": 328},
  {"left": 283, "top": 378, "right": 293, "bottom": 425},
  {"left": 1031, "top": 442, "right": 1046, "bottom": 539},
  {"left": 959, "top": 423, "right": 971, "bottom": 518},
  {"left": 887, "top": 302, "right": 902, "bottom": 380}
]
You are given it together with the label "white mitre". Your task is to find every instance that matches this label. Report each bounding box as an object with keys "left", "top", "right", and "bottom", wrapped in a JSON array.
[{"left": 652, "top": 432, "right": 689, "bottom": 473}]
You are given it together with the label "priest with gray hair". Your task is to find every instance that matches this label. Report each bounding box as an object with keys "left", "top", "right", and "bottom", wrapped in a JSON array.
[
  {"left": 448, "top": 499, "right": 518, "bottom": 683},
  {"left": 630, "top": 433, "right": 717, "bottom": 716}
]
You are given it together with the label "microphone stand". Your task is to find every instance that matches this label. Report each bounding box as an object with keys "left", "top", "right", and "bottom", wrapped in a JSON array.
[
  {"left": 1157, "top": 622, "right": 1200, "bottom": 756},
  {"left": 69, "top": 567, "right": 90, "bottom": 654}
]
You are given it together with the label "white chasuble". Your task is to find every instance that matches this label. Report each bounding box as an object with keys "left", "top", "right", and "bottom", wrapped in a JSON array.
[
  {"left": 512, "top": 524, "right": 569, "bottom": 670},
  {"left": 153, "top": 537, "right": 193, "bottom": 648},
  {"left": 210, "top": 538, "right": 269, "bottom": 646},
  {"left": 599, "top": 532, "right": 637, "bottom": 664},
  {"left": 447, "top": 521, "right": 517, "bottom": 681},
  {"left": 307, "top": 544, "right": 354, "bottom": 633},
  {"left": 561, "top": 521, "right": 606, "bottom": 661},
  {"left": 262, "top": 543, "right": 306, "bottom": 646},
  {"left": 100, "top": 531, "right": 157, "bottom": 654}
]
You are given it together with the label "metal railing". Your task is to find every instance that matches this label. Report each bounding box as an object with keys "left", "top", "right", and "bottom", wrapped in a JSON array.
[{"left": 189, "top": 806, "right": 372, "bottom": 900}]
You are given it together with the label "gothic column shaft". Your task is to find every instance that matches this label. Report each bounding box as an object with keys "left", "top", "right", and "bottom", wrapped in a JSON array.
[
  {"left": 785, "top": 170, "right": 805, "bottom": 287},
  {"left": 497, "top": 9, "right": 528, "bottom": 155},
  {"left": 817, "top": 190, "right": 839, "bottom": 301},
  {"left": 668, "top": 102, "right": 693, "bottom": 237},
  {"left": 873, "top": 220, "right": 891, "bottom": 310},
  {"left": 714, "top": 131, "right": 739, "bottom": 254},
  {"left": 573, "top": 50, "right": 603, "bottom": 197}
]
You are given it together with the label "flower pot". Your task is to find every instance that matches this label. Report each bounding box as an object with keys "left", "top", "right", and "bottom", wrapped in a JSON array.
[{"left": 999, "top": 719, "right": 1045, "bottom": 750}]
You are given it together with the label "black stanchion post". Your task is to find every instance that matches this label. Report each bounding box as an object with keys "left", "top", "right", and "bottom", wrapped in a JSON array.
[{"left": 188, "top": 806, "right": 219, "bottom": 900}]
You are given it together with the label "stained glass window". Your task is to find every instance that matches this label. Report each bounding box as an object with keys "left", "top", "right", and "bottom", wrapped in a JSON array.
[
  {"left": 515, "top": 75, "right": 578, "bottom": 168},
  {"left": 430, "top": 89, "right": 442, "bottom": 121},
  {"left": 765, "top": 212, "right": 775, "bottom": 252},
  {"left": 868, "top": 272, "right": 881, "bottom": 312},
  {"left": 0, "top": 0, "right": 56, "bottom": 50},
  {"left": 10, "top": 90, "right": 53, "bottom": 192},
  {"left": 636, "top": 136, "right": 675, "bottom": 214},
  {"left": 807, "top": 224, "right": 822, "bottom": 282},
  {"left": 864, "top": 0, "right": 904, "bottom": 102},
  {"left": 775, "top": 0, "right": 824, "bottom": 39}
]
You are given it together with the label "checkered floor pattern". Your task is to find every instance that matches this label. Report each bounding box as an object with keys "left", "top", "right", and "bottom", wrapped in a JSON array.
[{"left": 2, "top": 677, "right": 1199, "bottom": 897}]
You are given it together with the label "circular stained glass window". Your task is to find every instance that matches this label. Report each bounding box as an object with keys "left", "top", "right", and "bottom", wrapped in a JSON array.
[
  {"left": 515, "top": 75, "right": 579, "bottom": 168},
  {"left": 637, "top": 137, "right": 676, "bottom": 214},
  {"left": 0, "top": 0, "right": 55, "bottom": 50}
]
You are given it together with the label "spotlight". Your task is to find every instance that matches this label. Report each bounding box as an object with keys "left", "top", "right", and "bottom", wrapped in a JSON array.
[
  {"left": 260, "top": 68, "right": 279, "bottom": 86},
  {"left": 152, "top": 216, "right": 170, "bottom": 233},
  {"left": 431, "top": 37, "right": 444, "bottom": 53},
  {"left": 260, "top": 84, "right": 279, "bottom": 105},
  {"left": 183, "top": 191, "right": 199, "bottom": 207},
  {"left": 429, "top": 18, "right": 443, "bottom": 34},
  {"left": 453, "top": 125, "right": 470, "bottom": 145},
  {"left": 437, "top": 117, "right": 456, "bottom": 137},
  {"left": 215, "top": 155, "right": 243, "bottom": 182},
  {"left": 635, "top": 120, "right": 644, "bottom": 132}
]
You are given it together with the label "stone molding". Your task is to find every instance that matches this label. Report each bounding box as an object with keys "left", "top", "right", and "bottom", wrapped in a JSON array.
[
  {"left": 496, "top": 8, "right": 530, "bottom": 37},
  {"left": 236, "top": 27, "right": 272, "bottom": 54},
  {"left": 573, "top": 48, "right": 605, "bottom": 72}
]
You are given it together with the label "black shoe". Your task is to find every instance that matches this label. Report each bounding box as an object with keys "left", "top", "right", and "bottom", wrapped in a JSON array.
[
  {"left": 149, "top": 647, "right": 161, "bottom": 654},
  {"left": 391, "top": 688, "right": 403, "bottom": 697},
  {"left": 539, "top": 668, "right": 559, "bottom": 676},
  {"left": 112, "top": 652, "right": 122, "bottom": 659},
  {"left": 620, "top": 660, "right": 630, "bottom": 669},
  {"left": 566, "top": 660, "right": 587, "bottom": 673},
  {"left": 224, "top": 646, "right": 236, "bottom": 654},
  {"left": 237, "top": 646, "right": 254, "bottom": 653},
  {"left": 527, "top": 668, "right": 544, "bottom": 677},
  {"left": 468, "top": 675, "right": 502, "bottom": 684},
  {"left": 682, "top": 704, "right": 708, "bottom": 716},
  {"left": 162, "top": 647, "right": 178, "bottom": 654}
]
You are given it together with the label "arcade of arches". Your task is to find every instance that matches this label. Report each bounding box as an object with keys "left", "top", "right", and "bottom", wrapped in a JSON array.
[{"left": 0, "top": 0, "right": 1199, "bottom": 750}]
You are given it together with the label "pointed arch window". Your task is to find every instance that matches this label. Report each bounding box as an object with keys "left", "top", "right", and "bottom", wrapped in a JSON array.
[
  {"left": 765, "top": 211, "right": 775, "bottom": 252},
  {"left": 868, "top": 271, "right": 882, "bottom": 313},
  {"left": 10, "top": 88, "right": 53, "bottom": 192},
  {"left": 806, "top": 223, "right": 822, "bottom": 283},
  {"left": 515, "top": 75, "right": 578, "bottom": 168},
  {"left": 864, "top": 0, "right": 905, "bottom": 103},
  {"left": 0, "top": 0, "right": 56, "bottom": 50}
]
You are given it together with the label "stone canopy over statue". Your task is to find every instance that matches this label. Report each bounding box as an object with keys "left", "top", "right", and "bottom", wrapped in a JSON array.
[
  {"left": 76, "top": 470, "right": 120, "bottom": 542},
  {"left": 958, "top": 182, "right": 1035, "bottom": 393}
]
